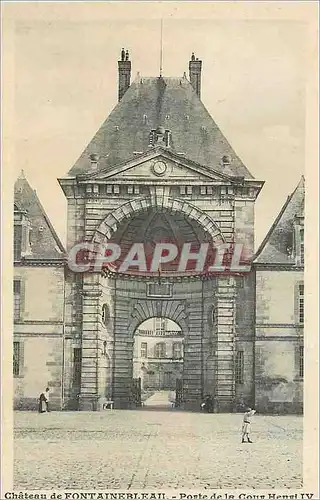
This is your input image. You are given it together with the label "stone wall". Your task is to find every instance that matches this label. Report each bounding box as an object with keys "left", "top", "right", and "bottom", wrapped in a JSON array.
[
  {"left": 254, "top": 269, "right": 304, "bottom": 413},
  {"left": 234, "top": 273, "right": 255, "bottom": 409},
  {"left": 13, "top": 336, "right": 63, "bottom": 410},
  {"left": 14, "top": 266, "right": 65, "bottom": 322},
  {"left": 13, "top": 265, "right": 65, "bottom": 410}
]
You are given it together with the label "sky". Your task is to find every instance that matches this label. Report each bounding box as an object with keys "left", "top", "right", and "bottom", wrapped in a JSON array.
[{"left": 4, "top": 2, "right": 308, "bottom": 250}]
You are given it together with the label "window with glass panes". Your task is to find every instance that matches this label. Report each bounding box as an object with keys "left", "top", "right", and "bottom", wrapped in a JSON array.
[
  {"left": 155, "top": 342, "right": 166, "bottom": 358},
  {"left": 299, "top": 284, "right": 304, "bottom": 323},
  {"left": 235, "top": 350, "right": 244, "bottom": 384},
  {"left": 140, "top": 342, "right": 147, "bottom": 358},
  {"left": 13, "top": 280, "right": 21, "bottom": 320},
  {"left": 299, "top": 346, "right": 304, "bottom": 378},
  {"left": 13, "top": 341, "right": 21, "bottom": 377},
  {"left": 173, "top": 342, "right": 182, "bottom": 359}
]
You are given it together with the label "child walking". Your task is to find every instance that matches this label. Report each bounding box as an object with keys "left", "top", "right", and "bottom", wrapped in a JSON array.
[{"left": 241, "top": 407, "right": 256, "bottom": 443}]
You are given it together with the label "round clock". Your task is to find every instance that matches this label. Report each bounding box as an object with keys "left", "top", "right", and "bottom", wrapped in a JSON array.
[{"left": 152, "top": 161, "right": 167, "bottom": 176}]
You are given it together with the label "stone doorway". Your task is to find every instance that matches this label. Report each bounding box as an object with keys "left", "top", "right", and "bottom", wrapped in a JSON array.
[
  {"left": 78, "top": 198, "right": 239, "bottom": 412},
  {"left": 132, "top": 317, "right": 184, "bottom": 410}
]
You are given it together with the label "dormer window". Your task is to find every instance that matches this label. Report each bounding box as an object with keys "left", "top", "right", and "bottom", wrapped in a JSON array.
[
  {"left": 149, "top": 129, "right": 156, "bottom": 146},
  {"left": 148, "top": 128, "right": 171, "bottom": 148},
  {"left": 300, "top": 228, "right": 304, "bottom": 265},
  {"left": 222, "top": 155, "right": 231, "bottom": 166},
  {"left": 164, "top": 130, "right": 171, "bottom": 147},
  {"left": 293, "top": 217, "right": 304, "bottom": 266},
  {"left": 14, "top": 225, "right": 22, "bottom": 260},
  {"left": 13, "top": 212, "right": 32, "bottom": 260}
]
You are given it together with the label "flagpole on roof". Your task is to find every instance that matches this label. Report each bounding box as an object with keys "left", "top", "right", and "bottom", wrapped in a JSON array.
[{"left": 159, "top": 19, "right": 163, "bottom": 77}]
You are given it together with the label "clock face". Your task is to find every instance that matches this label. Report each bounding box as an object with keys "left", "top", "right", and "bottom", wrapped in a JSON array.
[{"left": 152, "top": 161, "right": 167, "bottom": 176}]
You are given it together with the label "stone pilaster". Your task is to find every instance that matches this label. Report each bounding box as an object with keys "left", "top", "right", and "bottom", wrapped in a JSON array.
[
  {"left": 215, "top": 276, "right": 236, "bottom": 412},
  {"left": 112, "top": 293, "right": 133, "bottom": 409},
  {"left": 78, "top": 273, "right": 102, "bottom": 411},
  {"left": 183, "top": 297, "right": 204, "bottom": 410}
]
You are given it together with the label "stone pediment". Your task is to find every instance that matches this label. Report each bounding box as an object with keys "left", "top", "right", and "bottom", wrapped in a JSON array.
[{"left": 77, "top": 148, "right": 244, "bottom": 185}]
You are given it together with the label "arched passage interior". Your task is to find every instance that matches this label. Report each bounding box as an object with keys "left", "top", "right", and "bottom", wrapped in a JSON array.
[{"left": 133, "top": 317, "right": 184, "bottom": 409}]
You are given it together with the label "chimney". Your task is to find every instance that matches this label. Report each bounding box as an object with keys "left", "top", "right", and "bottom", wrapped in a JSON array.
[
  {"left": 189, "top": 52, "right": 202, "bottom": 98},
  {"left": 118, "top": 48, "right": 131, "bottom": 101}
]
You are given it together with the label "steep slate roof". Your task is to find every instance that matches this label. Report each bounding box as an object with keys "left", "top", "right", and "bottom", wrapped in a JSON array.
[
  {"left": 254, "top": 176, "right": 305, "bottom": 265},
  {"left": 67, "top": 76, "right": 253, "bottom": 179},
  {"left": 14, "top": 173, "right": 65, "bottom": 260}
]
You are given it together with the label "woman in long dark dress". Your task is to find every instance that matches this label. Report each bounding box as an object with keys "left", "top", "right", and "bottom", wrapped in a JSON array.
[
  {"left": 38, "top": 387, "right": 50, "bottom": 413},
  {"left": 38, "top": 392, "right": 46, "bottom": 413}
]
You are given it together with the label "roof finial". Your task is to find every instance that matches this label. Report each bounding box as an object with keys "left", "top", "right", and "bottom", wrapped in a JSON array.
[
  {"left": 20, "top": 169, "right": 25, "bottom": 179},
  {"left": 159, "top": 19, "right": 163, "bottom": 77}
]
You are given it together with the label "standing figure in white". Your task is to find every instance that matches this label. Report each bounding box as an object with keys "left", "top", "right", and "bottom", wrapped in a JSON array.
[{"left": 241, "top": 407, "right": 256, "bottom": 443}]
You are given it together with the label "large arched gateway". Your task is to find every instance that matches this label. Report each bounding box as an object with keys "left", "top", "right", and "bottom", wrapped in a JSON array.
[{"left": 59, "top": 52, "right": 264, "bottom": 412}]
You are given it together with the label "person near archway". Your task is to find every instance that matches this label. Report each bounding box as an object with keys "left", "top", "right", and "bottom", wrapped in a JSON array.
[
  {"left": 241, "top": 407, "right": 256, "bottom": 443},
  {"left": 38, "top": 387, "right": 50, "bottom": 413}
]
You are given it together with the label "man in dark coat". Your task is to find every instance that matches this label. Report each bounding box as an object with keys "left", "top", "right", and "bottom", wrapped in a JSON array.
[{"left": 38, "top": 387, "right": 50, "bottom": 413}]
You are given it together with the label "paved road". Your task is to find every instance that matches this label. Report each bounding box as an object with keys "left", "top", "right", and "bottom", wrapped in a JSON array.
[
  {"left": 144, "top": 391, "right": 172, "bottom": 408},
  {"left": 14, "top": 410, "right": 302, "bottom": 490}
]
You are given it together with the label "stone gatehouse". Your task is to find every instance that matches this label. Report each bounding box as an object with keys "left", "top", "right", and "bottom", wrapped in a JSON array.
[{"left": 13, "top": 51, "right": 304, "bottom": 413}]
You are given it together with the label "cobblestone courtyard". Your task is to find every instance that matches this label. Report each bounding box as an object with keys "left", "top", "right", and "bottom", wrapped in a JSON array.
[{"left": 14, "top": 410, "right": 302, "bottom": 490}]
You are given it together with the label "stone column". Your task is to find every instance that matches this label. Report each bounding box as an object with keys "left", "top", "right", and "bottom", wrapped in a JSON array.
[
  {"left": 78, "top": 273, "right": 102, "bottom": 411},
  {"left": 215, "top": 276, "right": 236, "bottom": 412}
]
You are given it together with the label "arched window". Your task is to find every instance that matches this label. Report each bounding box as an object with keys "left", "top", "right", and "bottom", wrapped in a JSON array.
[
  {"left": 102, "top": 304, "right": 110, "bottom": 326},
  {"left": 212, "top": 306, "right": 215, "bottom": 325},
  {"left": 102, "top": 341, "right": 107, "bottom": 356},
  {"left": 209, "top": 305, "right": 216, "bottom": 327}
]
